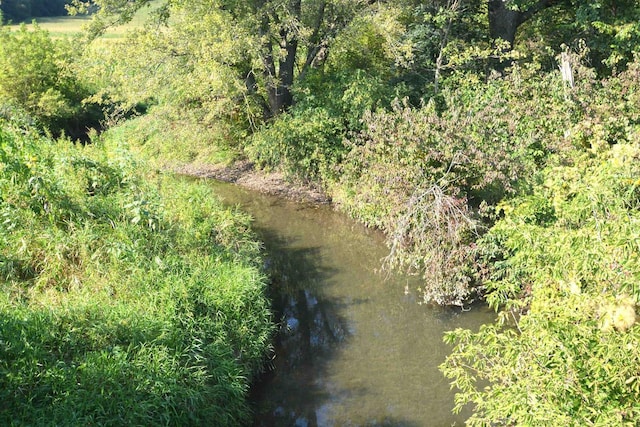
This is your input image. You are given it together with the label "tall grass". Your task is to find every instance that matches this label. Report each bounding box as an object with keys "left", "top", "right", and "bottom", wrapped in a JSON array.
[
  {"left": 0, "top": 110, "right": 272, "bottom": 425},
  {"left": 104, "top": 107, "right": 242, "bottom": 168}
]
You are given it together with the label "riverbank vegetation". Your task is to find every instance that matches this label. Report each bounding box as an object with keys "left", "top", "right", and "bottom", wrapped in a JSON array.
[
  {"left": 441, "top": 124, "right": 640, "bottom": 424},
  {"left": 2, "top": 0, "right": 640, "bottom": 423},
  {"left": 0, "top": 107, "right": 272, "bottom": 423},
  {"left": 0, "top": 23, "right": 103, "bottom": 138}
]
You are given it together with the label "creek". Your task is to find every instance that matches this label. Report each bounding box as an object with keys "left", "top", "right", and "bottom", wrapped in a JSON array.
[{"left": 206, "top": 179, "right": 494, "bottom": 427}]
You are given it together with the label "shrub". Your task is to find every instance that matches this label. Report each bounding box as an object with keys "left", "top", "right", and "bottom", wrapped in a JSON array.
[
  {"left": 246, "top": 107, "right": 344, "bottom": 183},
  {"left": 440, "top": 141, "right": 640, "bottom": 424},
  {"left": 334, "top": 65, "right": 578, "bottom": 305},
  {"left": 246, "top": 67, "right": 402, "bottom": 184},
  {"left": 0, "top": 24, "right": 101, "bottom": 137}
]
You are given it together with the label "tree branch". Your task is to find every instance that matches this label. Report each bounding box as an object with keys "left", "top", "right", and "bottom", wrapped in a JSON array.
[
  {"left": 518, "top": 0, "right": 562, "bottom": 26},
  {"left": 301, "top": 0, "right": 326, "bottom": 77}
]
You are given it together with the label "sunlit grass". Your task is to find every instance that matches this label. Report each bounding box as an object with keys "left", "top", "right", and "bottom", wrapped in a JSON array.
[
  {"left": 5, "top": 1, "right": 162, "bottom": 38},
  {"left": 15, "top": 15, "right": 91, "bottom": 36},
  {"left": 0, "top": 110, "right": 273, "bottom": 425},
  {"left": 9, "top": 15, "right": 135, "bottom": 38},
  {"left": 106, "top": 107, "right": 244, "bottom": 168}
]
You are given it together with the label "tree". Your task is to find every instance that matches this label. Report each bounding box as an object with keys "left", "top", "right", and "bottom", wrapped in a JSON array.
[
  {"left": 70, "top": 0, "right": 374, "bottom": 118},
  {"left": 0, "top": 24, "right": 100, "bottom": 136},
  {"left": 0, "top": 0, "right": 32, "bottom": 22},
  {"left": 400, "top": 0, "right": 640, "bottom": 86},
  {"left": 487, "top": 0, "right": 558, "bottom": 47},
  {"left": 488, "top": 0, "right": 640, "bottom": 69},
  {"left": 0, "top": 0, "right": 70, "bottom": 22}
]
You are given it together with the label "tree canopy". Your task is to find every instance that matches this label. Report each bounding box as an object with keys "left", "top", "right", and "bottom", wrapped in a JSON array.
[{"left": 71, "top": 0, "right": 379, "bottom": 117}]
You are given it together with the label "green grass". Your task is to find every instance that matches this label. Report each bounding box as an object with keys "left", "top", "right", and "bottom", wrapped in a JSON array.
[
  {"left": 8, "top": 15, "right": 134, "bottom": 38},
  {"left": 5, "top": 1, "right": 162, "bottom": 38},
  {"left": 16, "top": 15, "right": 91, "bottom": 36},
  {"left": 106, "top": 106, "right": 244, "bottom": 168},
  {"left": 0, "top": 109, "right": 273, "bottom": 425}
]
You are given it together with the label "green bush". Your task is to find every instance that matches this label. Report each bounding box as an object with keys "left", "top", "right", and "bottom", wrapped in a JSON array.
[
  {"left": 0, "top": 24, "right": 101, "bottom": 137},
  {"left": 440, "top": 140, "right": 640, "bottom": 424},
  {"left": 246, "top": 107, "right": 344, "bottom": 183},
  {"left": 101, "top": 105, "right": 243, "bottom": 168},
  {"left": 0, "top": 115, "right": 273, "bottom": 425},
  {"left": 333, "top": 65, "right": 579, "bottom": 305},
  {"left": 244, "top": 5, "right": 410, "bottom": 183},
  {"left": 246, "top": 67, "right": 401, "bottom": 184}
]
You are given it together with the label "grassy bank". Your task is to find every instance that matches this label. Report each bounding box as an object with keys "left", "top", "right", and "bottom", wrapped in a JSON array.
[
  {"left": 104, "top": 106, "right": 241, "bottom": 169},
  {"left": 0, "top": 110, "right": 273, "bottom": 425}
]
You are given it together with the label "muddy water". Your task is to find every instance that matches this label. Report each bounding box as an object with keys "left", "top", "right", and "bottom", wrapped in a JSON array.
[{"left": 206, "top": 180, "right": 494, "bottom": 427}]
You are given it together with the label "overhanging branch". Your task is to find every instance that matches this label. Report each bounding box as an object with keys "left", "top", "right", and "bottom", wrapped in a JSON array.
[{"left": 518, "top": 0, "right": 562, "bottom": 26}]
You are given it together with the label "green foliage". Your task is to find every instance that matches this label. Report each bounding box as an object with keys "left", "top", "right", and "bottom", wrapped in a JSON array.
[
  {"left": 244, "top": 4, "right": 413, "bottom": 182},
  {"left": 72, "top": 3, "right": 270, "bottom": 141},
  {"left": 0, "top": 24, "right": 101, "bottom": 137},
  {"left": 247, "top": 67, "right": 401, "bottom": 182},
  {"left": 71, "top": 0, "right": 376, "bottom": 118},
  {"left": 513, "top": 0, "right": 640, "bottom": 75},
  {"left": 247, "top": 107, "right": 344, "bottom": 182},
  {"left": 440, "top": 128, "right": 640, "bottom": 423},
  {"left": 398, "top": 0, "right": 489, "bottom": 96},
  {"left": 101, "top": 105, "right": 243, "bottom": 168},
  {"left": 569, "top": 0, "right": 640, "bottom": 71},
  {"left": 326, "top": 5, "right": 413, "bottom": 76},
  {"left": 334, "top": 65, "right": 580, "bottom": 305},
  {"left": 0, "top": 115, "right": 273, "bottom": 425}
]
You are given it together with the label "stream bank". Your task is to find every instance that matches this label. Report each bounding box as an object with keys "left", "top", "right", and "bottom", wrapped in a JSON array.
[
  {"left": 205, "top": 178, "right": 494, "bottom": 426},
  {"left": 173, "top": 160, "right": 330, "bottom": 204}
]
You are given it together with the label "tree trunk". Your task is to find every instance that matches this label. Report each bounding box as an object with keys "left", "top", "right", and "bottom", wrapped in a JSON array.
[
  {"left": 300, "top": 0, "right": 327, "bottom": 80},
  {"left": 264, "top": 0, "right": 300, "bottom": 117},
  {"left": 268, "top": 34, "right": 297, "bottom": 115},
  {"left": 488, "top": 0, "right": 561, "bottom": 48},
  {"left": 487, "top": 0, "right": 522, "bottom": 72},
  {"left": 488, "top": 0, "right": 521, "bottom": 47},
  {"left": 487, "top": 0, "right": 560, "bottom": 72}
]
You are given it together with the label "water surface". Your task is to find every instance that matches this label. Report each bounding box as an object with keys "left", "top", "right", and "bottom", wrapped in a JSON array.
[{"left": 207, "top": 180, "right": 494, "bottom": 427}]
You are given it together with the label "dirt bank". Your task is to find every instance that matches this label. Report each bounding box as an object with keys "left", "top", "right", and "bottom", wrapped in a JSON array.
[{"left": 171, "top": 160, "right": 331, "bottom": 204}]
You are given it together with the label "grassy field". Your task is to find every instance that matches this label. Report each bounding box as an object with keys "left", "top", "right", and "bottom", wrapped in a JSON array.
[
  {"left": 16, "top": 15, "right": 92, "bottom": 37},
  {"left": 6, "top": 1, "right": 161, "bottom": 38}
]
